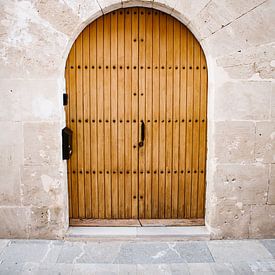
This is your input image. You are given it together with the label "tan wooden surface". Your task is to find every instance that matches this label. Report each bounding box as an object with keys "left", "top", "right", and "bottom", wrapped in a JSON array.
[{"left": 65, "top": 8, "right": 208, "bottom": 223}]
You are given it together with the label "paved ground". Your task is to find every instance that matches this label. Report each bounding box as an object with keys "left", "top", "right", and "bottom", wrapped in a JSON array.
[{"left": 0, "top": 239, "right": 274, "bottom": 274}]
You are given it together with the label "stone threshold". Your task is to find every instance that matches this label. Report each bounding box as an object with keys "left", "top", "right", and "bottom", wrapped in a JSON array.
[{"left": 65, "top": 226, "right": 210, "bottom": 241}]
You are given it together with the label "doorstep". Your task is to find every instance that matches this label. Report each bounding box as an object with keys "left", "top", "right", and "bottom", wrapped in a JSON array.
[{"left": 65, "top": 226, "right": 210, "bottom": 241}]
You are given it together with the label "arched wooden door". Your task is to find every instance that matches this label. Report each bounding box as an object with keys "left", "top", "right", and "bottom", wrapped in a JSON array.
[{"left": 65, "top": 8, "right": 207, "bottom": 225}]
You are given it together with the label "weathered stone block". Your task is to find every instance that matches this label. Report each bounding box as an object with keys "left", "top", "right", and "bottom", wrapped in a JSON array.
[
  {"left": 0, "top": 122, "right": 23, "bottom": 146},
  {"left": 216, "top": 43, "right": 275, "bottom": 79},
  {"left": 29, "top": 206, "right": 67, "bottom": 239},
  {"left": 0, "top": 80, "right": 21, "bottom": 121},
  {"left": 250, "top": 205, "right": 275, "bottom": 238},
  {"left": 23, "top": 122, "right": 61, "bottom": 166},
  {"left": 190, "top": 0, "right": 266, "bottom": 39},
  {"left": 214, "top": 121, "right": 255, "bottom": 163},
  {"left": 172, "top": 0, "right": 210, "bottom": 25},
  {"left": 31, "top": 0, "right": 81, "bottom": 36},
  {"left": 0, "top": 207, "right": 29, "bottom": 238},
  {"left": 0, "top": 144, "right": 23, "bottom": 168},
  {"left": 268, "top": 164, "right": 275, "bottom": 204},
  {"left": 214, "top": 164, "right": 269, "bottom": 204},
  {"left": 22, "top": 165, "right": 64, "bottom": 207},
  {"left": 215, "top": 81, "right": 271, "bottom": 120},
  {"left": 0, "top": 1, "right": 68, "bottom": 79},
  {"left": 98, "top": 0, "right": 122, "bottom": 13},
  {"left": 272, "top": 82, "right": 275, "bottom": 119},
  {"left": 203, "top": 0, "right": 275, "bottom": 57},
  {"left": 255, "top": 122, "right": 275, "bottom": 163},
  {"left": 206, "top": 200, "right": 250, "bottom": 239},
  {"left": 122, "top": 0, "right": 153, "bottom": 8},
  {"left": 0, "top": 167, "right": 21, "bottom": 206}
]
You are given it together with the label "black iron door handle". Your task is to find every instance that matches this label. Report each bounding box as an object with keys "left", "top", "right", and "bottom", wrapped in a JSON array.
[{"left": 139, "top": 120, "right": 145, "bottom": 147}]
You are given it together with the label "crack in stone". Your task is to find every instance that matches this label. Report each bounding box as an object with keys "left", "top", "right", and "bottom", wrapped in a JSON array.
[
  {"left": 202, "top": 0, "right": 269, "bottom": 41},
  {"left": 73, "top": 242, "right": 85, "bottom": 264}
]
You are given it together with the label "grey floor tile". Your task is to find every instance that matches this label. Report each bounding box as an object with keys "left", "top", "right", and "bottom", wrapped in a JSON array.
[
  {"left": 172, "top": 241, "right": 214, "bottom": 263},
  {"left": 0, "top": 262, "right": 24, "bottom": 275},
  {"left": 137, "top": 264, "right": 171, "bottom": 275},
  {"left": 209, "top": 263, "right": 235, "bottom": 274},
  {"left": 72, "top": 263, "right": 119, "bottom": 274},
  {"left": 261, "top": 240, "right": 275, "bottom": 257},
  {"left": 57, "top": 241, "right": 84, "bottom": 263},
  {"left": 114, "top": 242, "right": 183, "bottom": 264},
  {"left": 118, "top": 264, "right": 137, "bottom": 275},
  {"left": 77, "top": 242, "right": 121, "bottom": 264},
  {"left": 169, "top": 263, "right": 189, "bottom": 275},
  {"left": 0, "top": 240, "right": 9, "bottom": 256},
  {"left": 248, "top": 260, "right": 275, "bottom": 273},
  {"left": 188, "top": 263, "right": 213, "bottom": 274},
  {"left": 0, "top": 240, "right": 52, "bottom": 263},
  {"left": 207, "top": 240, "right": 273, "bottom": 262}
]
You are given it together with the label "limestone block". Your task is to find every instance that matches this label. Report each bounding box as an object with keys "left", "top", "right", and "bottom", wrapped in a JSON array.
[
  {"left": 0, "top": 145, "right": 23, "bottom": 168},
  {"left": 206, "top": 200, "right": 250, "bottom": 239},
  {"left": 217, "top": 43, "right": 275, "bottom": 79},
  {"left": 215, "top": 81, "right": 271, "bottom": 121},
  {"left": 213, "top": 164, "right": 269, "bottom": 204},
  {"left": 272, "top": 82, "right": 275, "bottom": 119},
  {"left": 30, "top": 0, "right": 81, "bottom": 36},
  {"left": 0, "top": 167, "right": 21, "bottom": 206},
  {"left": 268, "top": 164, "right": 275, "bottom": 204},
  {"left": 250, "top": 205, "right": 275, "bottom": 238},
  {"left": 0, "top": 207, "right": 29, "bottom": 238},
  {"left": 63, "top": 0, "right": 102, "bottom": 21},
  {"left": 0, "top": 122, "right": 23, "bottom": 146},
  {"left": 29, "top": 206, "right": 67, "bottom": 238},
  {"left": 122, "top": 0, "right": 153, "bottom": 8},
  {"left": 23, "top": 122, "right": 61, "bottom": 166},
  {"left": 21, "top": 165, "right": 64, "bottom": 207},
  {"left": 255, "top": 122, "right": 275, "bottom": 163},
  {"left": 0, "top": 80, "right": 21, "bottom": 121},
  {"left": 190, "top": 0, "right": 266, "bottom": 39},
  {"left": 21, "top": 79, "right": 61, "bottom": 121},
  {"left": 214, "top": 121, "right": 255, "bottom": 163},
  {"left": 203, "top": 0, "right": 275, "bottom": 57},
  {"left": 172, "top": 0, "right": 210, "bottom": 25},
  {"left": 97, "top": 0, "right": 122, "bottom": 13},
  {"left": 0, "top": 1, "right": 68, "bottom": 78}
]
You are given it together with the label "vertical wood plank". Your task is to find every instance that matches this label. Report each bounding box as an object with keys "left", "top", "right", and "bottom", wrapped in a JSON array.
[
  {"left": 171, "top": 20, "right": 181, "bottom": 218},
  {"left": 178, "top": 25, "right": 187, "bottom": 219},
  {"left": 190, "top": 39, "right": 201, "bottom": 218},
  {"left": 158, "top": 12, "right": 167, "bottom": 219},
  {"left": 138, "top": 8, "right": 146, "bottom": 219},
  {"left": 185, "top": 30, "right": 194, "bottom": 218},
  {"left": 69, "top": 44, "right": 79, "bottom": 218},
  {"left": 165, "top": 15, "right": 174, "bottom": 218},
  {"left": 131, "top": 8, "right": 139, "bottom": 219},
  {"left": 83, "top": 26, "right": 91, "bottom": 218},
  {"left": 117, "top": 9, "right": 125, "bottom": 218},
  {"left": 152, "top": 10, "right": 160, "bottom": 219},
  {"left": 96, "top": 17, "right": 105, "bottom": 218},
  {"left": 104, "top": 14, "right": 112, "bottom": 218},
  {"left": 65, "top": 56, "right": 73, "bottom": 218},
  {"left": 110, "top": 11, "right": 118, "bottom": 218},
  {"left": 145, "top": 9, "right": 153, "bottom": 219},
  {"left": 198, "top": 50, "right": 207, "bottom": 218},
  {"left": 124, "top": 9, "right": 132, "bottom": 218},
  {"left": 90, "top": 22, "right": 99, "bottom": 218},
  {"left": 76, "top": 33, "right": 85, "bottom": 218}
]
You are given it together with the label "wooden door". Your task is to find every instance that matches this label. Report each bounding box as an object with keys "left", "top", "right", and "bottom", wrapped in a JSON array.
[{"left": 65, "top": 8, "right": 208, "bottom": 223}]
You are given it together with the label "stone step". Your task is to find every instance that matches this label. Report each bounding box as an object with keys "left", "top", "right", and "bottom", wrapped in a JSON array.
[{"left": 65, "top": 226, "right": 210, "bottom": 241}]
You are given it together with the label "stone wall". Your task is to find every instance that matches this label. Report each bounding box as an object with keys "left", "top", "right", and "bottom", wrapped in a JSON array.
[{"left": 0, "top": 0, "right": 274, "bottom": 239}]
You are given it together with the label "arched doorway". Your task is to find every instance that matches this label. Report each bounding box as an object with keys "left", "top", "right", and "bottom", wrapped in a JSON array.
[{"left": 65, "top": 7, "right": 208, "bottom": 226}]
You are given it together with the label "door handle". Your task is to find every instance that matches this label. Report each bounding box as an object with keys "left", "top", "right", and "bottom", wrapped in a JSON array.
[{"left": 139, "top": 120, "right": 145, "bottom": 147}]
